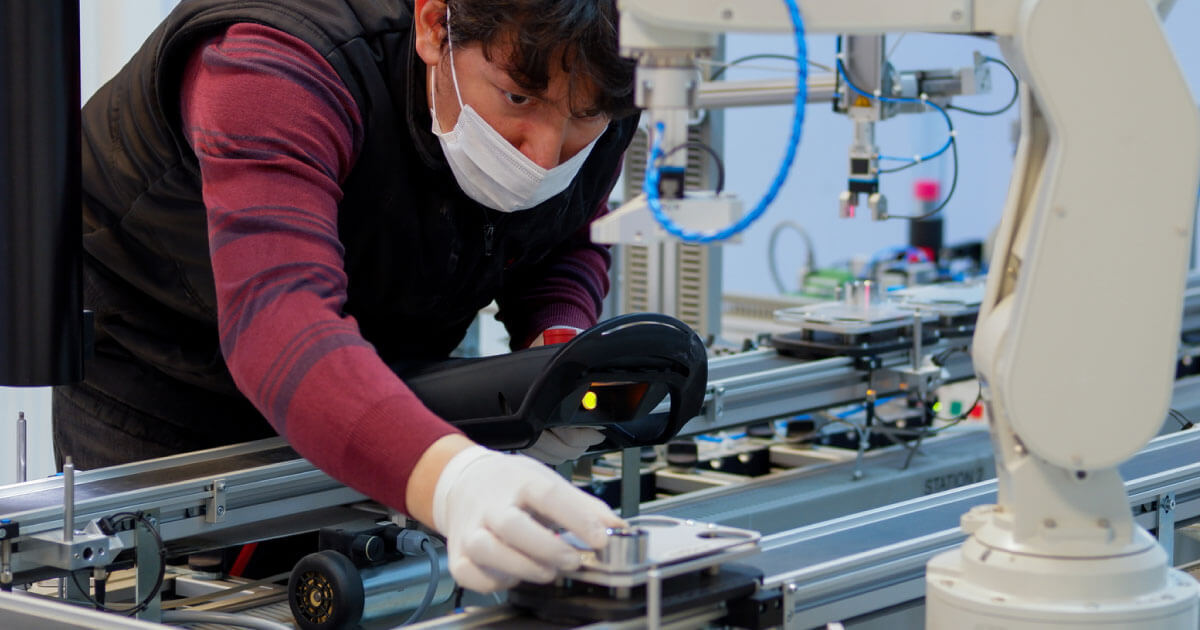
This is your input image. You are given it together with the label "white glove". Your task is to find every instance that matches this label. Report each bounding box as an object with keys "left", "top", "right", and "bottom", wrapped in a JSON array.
[
  {"left": 522, "top": 427, "right": 606, "bottom": 465},
  {"left": 432, "top": 445, "right": 624, "bottom": 593}
]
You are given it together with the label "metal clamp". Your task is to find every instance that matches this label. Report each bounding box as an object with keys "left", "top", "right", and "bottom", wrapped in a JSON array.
[
  {"left": 205, "top": 480, "right": 227, "bottom": 524},
  {"left": 0, "top": 520, "right": 17, "bottom": 542},
  {"left": 1157, "top": 492, "right": 1176, "bottom": 563},
  {"left": 705, "top": 385, "right": 727, "bottom": 423},
  {"left": 22, "top": 519, "right": 123, "bottom": 572}
]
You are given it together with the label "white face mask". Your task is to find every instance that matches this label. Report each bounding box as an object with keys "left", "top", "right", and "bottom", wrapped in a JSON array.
[{"left": 429, "top": 16, "right": 606, "bottom": 213}]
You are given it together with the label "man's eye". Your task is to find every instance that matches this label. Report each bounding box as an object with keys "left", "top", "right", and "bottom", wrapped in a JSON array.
[{"left": 504, "top": 91, "right": 530, "bottom": 106}]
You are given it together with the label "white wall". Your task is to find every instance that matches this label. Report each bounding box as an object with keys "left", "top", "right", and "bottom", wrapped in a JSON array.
[{"left": 0, "top": 0, "right": 180, "bottom": 486}]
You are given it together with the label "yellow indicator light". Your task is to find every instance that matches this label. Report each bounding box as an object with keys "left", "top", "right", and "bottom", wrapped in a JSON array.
[
  {"left": 581, "top": 391, "right": 598, "bottom": 411},
  {"left": 933, "top": 402, "right": 943, "bottom": 413}
]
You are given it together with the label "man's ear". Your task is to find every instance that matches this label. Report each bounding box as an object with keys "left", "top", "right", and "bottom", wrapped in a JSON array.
[{"left": 414, "top": 0, "right": 448, "bottom": 66}]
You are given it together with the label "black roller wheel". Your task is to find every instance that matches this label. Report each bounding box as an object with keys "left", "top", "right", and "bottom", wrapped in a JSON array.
[{"left": 288, "top": 550, "right": 364, "bottom": 630}]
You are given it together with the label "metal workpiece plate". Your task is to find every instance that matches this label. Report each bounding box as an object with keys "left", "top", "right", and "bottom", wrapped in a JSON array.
[
  {"left": 774, "top": 300, "right": 935, "bottom": 335},
  {"left": 891, "top": 282, "right": 986, "bottom": 316},
  {"left": 563, "top": 516, "right": 761, "bottom": 587}
]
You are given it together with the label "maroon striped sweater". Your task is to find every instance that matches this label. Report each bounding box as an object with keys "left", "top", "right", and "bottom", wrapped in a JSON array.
[{"left": 180, "top": 23, "right": 612, "bottom": 513}]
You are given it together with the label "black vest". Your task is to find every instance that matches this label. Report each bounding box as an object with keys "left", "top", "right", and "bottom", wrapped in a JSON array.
[{"left": 76, "top": 0, "right": 636, "bottom": 433}]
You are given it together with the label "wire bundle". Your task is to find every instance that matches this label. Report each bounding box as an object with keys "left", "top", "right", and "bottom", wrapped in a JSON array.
[{"left": 645, "top": 28, "right": 1021, "bottom": 237}]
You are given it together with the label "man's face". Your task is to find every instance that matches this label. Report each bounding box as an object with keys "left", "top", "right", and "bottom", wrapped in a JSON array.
[{"left": 415, "top": 4, "right": 610, "bottom": 171}]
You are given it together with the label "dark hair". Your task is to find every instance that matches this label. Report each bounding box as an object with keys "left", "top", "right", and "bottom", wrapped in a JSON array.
[{"left": 443, "top": 0, "right": 636, "bottom": 118}]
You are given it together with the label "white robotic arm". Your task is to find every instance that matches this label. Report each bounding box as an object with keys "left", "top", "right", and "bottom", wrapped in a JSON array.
[
  {"left": 927, "top": 3, "right": 1200, "bottom": 626},
  {"left": 615, "top": 0, "right": 1200, "bottom": 626}
]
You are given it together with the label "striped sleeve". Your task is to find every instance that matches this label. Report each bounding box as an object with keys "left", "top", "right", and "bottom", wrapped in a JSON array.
[{"left": 180, "top": 23, "right": 462, "bottom": 514}]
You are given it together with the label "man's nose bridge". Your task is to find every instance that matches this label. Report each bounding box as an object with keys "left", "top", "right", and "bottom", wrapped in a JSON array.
[{"left": 521, "top": 116, "right": 569, "bottom": 169}]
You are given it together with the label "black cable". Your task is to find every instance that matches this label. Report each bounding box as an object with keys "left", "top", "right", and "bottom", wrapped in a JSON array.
[
  {"left": 94, "top": 574, "right": 106, "bottom": 606},
  {"left": 69, "top": 512, "right": 166, "bottom": 616},
  {"left": 881, "top": 136, "right": 959, "bottom": 221},
  {"left": 947, "top": 57, "right": 1019, "bottom": 117},
  {"left": 929, "top": 382, "right": 983, "bottom": 427},
  {"left": 926, "top": 346, "right": 983, "bottom": 426},
  {"left": 708, "top": 53, "right": 833, "bottom": 80},
  {"left": 931, "top": 345, "right": 970, "bottom": 368},
  {"left": 1169, "top": 408, "right": 1194, "bottom": 430},
  {"left": 870, "top": 381, "right": 982, "bottom": 442},
  {"left": 660, "top": 141, "right": 726, "bottom": 194}
]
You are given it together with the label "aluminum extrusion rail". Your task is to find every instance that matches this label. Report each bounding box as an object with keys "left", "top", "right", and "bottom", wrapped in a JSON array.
[
  {"left": 671, "top": 268, "right": 1200, "bottom": 439},
  {"left": 647, "top": 430, "right": 996, "bottom": 535},
  {"left": 674, "top": 345, "right": 975, "bottom": 439},
  {"left": 0, "top": 348, "right": 971, "bottom": 527},
  {"left": 398, "top": 428, "right": 1200, "bottom": 630},
  {"left": 752, "top": 427, "right": 1200, "bottom": 629},
  {"left": 0, "top": 439, "right": 367, "bottom": 577}
]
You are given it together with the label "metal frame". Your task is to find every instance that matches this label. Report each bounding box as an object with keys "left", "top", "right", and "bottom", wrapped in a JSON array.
[
  {"left": 6, "top": 275, "right": 1200, "bottom": 625},
  {"left": 0, "top": 441, "right": 367, "bottom": 577},
  {"left": 759, "top": 428, "right": 1200, "bottom": 628},
  {"left": 0, "top": 590, "right": 161, "bottom": 630},
  {"left": 346, "top": 429, "right": 1200, "bottom": 629}
]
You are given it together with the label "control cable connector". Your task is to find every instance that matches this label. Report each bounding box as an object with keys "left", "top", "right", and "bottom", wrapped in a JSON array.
[{"left": 395, "top": 529, "right": 434, "bottom": 556}]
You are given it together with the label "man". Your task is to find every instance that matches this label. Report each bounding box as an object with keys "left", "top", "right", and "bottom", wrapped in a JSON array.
[{"left": 61, "top": 0, "right": 640, "bottom": 592}]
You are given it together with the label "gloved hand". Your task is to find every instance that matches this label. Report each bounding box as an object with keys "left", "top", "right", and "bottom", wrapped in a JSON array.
[
  {"left": 432, "top": 445, "right": 624, "bottom": 593},
  {"left": 522, "top": 426, "right": 606, "bottom": 465}
]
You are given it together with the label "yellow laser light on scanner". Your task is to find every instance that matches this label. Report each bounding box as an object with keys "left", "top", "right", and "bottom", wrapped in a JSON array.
[{"left": 581, "top": 390, "right": 598, "bottom": 411}]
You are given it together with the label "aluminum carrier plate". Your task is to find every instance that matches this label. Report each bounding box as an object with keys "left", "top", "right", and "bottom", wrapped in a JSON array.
[
  {"left": 774, "top": 300, "right": 933, "bottom": 336},
  {"left": 891, "top": 282, "right": 986, "bottom": 339},
  {"left": 563, "top": 516, "right": 761, "bottom": 588},
  {"left": 891, "top": 282, "right": 985, "bottom": 316},
  {"left": 771, "top": 284, "right": 938, "bottom": 359}
]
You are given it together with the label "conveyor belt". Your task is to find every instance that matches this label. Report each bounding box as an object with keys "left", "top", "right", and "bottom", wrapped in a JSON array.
[
  {"left": 650, "top": 430, "right": 995, "bottom": 534},
  {"left": 754, "top": 427, "right": 1200, "bottom": 577},
  {"left": 743, "top": 428, "right": 1200, "bottom": 628}
]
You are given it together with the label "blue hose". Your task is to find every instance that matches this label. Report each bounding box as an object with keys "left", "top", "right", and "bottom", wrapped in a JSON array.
[{"left": 644, "top": 0, "right": 808, "bottom": 243}]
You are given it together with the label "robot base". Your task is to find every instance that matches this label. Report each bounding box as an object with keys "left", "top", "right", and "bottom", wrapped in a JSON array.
[{"left": 926, "top": 530, "right": 1199, "bottom": 629}]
